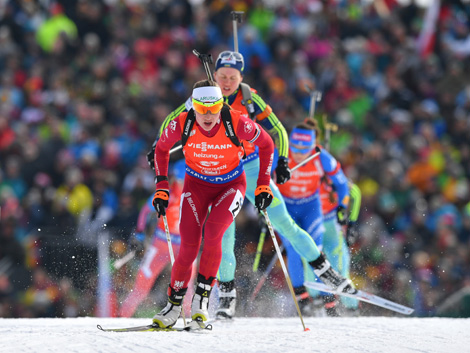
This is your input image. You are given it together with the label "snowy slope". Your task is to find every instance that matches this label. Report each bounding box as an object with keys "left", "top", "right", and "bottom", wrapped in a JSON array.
[{"left": 0, "top": 317, "right": 468, "bottom": 353}]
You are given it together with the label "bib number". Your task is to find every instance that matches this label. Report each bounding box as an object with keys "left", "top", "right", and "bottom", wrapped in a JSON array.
[{"left": 229, "top": 189, "right": 244, "bottom": 219}]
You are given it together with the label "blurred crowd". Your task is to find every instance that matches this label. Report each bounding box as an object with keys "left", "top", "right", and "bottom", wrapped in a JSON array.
[{"left": 1, "top": 0, "right": 470, "bottom": 319}]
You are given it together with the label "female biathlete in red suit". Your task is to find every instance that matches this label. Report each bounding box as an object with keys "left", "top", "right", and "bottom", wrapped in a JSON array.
[{"left": 151, "top": 80, "right": 275, "bottom": 328}]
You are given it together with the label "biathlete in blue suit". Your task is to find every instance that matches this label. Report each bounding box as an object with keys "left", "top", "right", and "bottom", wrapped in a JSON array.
[{"left": 277, "top": 118, "right": 354, "bottom": 316}]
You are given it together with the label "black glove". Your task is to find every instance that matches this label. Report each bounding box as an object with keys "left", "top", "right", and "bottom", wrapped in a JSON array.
[
  {"left": 152, "top": 189, "right": 169, "bottom": 218},
  {"left": 275, "top": 157, "right": 291, "bottom": 184},
  {"left": 336, "top": 205, "right": 348, "bottom": 225},
  {"left": 147, "top": 141, "right": 157, "bottom": 171},
  {"left": 254, "top": 186, "right": 273, "bottom": 212},
  {"left": 346, "top": 222, "right": 359, "bottom": 247}
]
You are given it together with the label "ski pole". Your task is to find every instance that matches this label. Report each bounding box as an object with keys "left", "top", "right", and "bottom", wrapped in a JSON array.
[
  {"left": 290, "top": 146, "right": 321, "bottom": 173},
  {"left": 231, "top": 11, "right": 244, "bottom": 52},
  {"left": 163, "top": 215, "right": 187, "bottom": 327},
  {"left": 261, "top": 210, "right": 309, "bottom": 331},
  {"left": 252, "top": 222, "right": 267, "bottom": 272}
]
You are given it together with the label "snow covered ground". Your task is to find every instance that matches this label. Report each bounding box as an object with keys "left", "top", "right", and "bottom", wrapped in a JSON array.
[{"left": 1, "top": 316, "right": 468, "bottom": 353}]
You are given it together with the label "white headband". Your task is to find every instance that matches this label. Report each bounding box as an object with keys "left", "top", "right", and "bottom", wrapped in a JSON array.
[{"left": 192, "top": 86, "right": 223, "bottom": 103}]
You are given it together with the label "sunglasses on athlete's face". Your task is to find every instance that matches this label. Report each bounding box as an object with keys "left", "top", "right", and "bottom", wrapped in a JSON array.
[{"left": 192, "top": 99, "right": 223, "bottom": 115}]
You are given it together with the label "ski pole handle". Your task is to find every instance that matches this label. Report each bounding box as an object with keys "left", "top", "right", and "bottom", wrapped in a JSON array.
[
  {"left": 290, "top": 146, "right": 321, "bottom": 173},
  {"left": 231, "top": 11, "right": 244, "bottom": 52}
]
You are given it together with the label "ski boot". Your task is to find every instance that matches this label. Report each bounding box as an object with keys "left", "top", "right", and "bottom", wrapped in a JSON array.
[
  {"left": 216, "top": 280, "right": 237, "bottom": 319},
  {"left": 152, "top": 286, "right": 187, "bottom": 328},
  {"left": 309, "top": 253, "right": 357, "bottom": 294},
  {"left": 191, "top": 274, "right": 215, "bottom": 323},
  {"left": 323, "top": 294, "right": 340, "bottom": 317},
  {"left": 294, "top": 285, "right": 315, "bottom": 316}
]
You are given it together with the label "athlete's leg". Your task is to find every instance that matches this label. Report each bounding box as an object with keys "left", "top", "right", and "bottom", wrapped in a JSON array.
[
  {"left": 305, "top": 214, "right": 338, "bottom": 299},
  {"left": 285, "top": 197, "right": 325, "bottom": 298},
  {"left": 307, "top": 213, "right": 358, "bottom": 310},
  {"left": 339, "top": 238, "right": 358, "bottom": 309},
  {"left": 183, "top": 259, "right": 198, "bottom": 314},
  {"left": 191, "top": 176, "right": 246, "bottom": 321},
  {"left": 322, "top": 214, "right": 358, "bottom": 309},
  {"left": 154, "top": 176, "right": 235, "bottom": 327},
  {"left": 244, "top": 159, "right": 322, "bottom": 261},
  {"left": 244, "top": 159, "right": 354, "bottom": 299},
  {"left": 322, "top": 213, "right": 345, "bottom": 277},
  {"left": 216, "top": 220, "right": 237, "bottom": 318},
  {"left": 199, "top": 178, "right": 246, "bottom": 279},
  {"left": 218, "top": 221, "right": 236, "bottom": 282},
  {"left": 170, "top": 176, "right": 211, "bottom": 290},
  {"left": 215, "top": 170, "right": 247, "bottom": 318}
]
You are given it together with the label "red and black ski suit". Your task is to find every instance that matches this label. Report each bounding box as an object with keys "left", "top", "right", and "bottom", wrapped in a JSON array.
[{"left": 154, "top": 109, "right": 274, "bottom": 291}]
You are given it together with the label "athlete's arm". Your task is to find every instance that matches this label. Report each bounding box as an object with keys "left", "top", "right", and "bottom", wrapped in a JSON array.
[
  {"left": 236, "top": 114, "right": 274, "bottom": 187},
  {"left": 251, "top": 92, "right": 289, "bottom": 159},
  {"left": 319, "top": 148, "right": 349, "bottom": 208},
  {"left": 348, "top": 182, "right": 361, "bottom": 223},
  {"left": 154, "top": 115, "right": 184, "bottom": 190}
]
